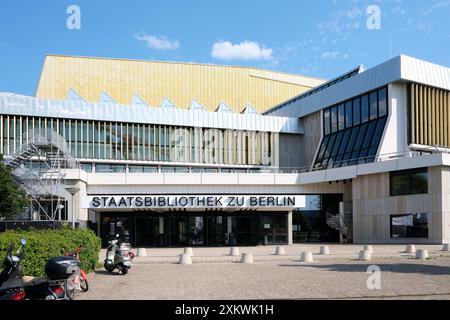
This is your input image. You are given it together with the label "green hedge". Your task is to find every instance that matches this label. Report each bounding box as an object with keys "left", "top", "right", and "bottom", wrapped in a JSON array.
[{"left": 0, "top": 227, "right": 101, "bottom": 277}]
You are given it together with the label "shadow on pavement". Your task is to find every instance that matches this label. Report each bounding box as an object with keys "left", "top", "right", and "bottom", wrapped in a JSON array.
[
  {"left": 278, "top": 263, "right": 450, "bottom": 275},
  {"left": 94, "top": 269, "right": 123, "bottom": 276}
]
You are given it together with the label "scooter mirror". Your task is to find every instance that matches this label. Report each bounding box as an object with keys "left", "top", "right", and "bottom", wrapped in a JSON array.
[{"left": 20, "top": 239, "right": 26, "bottom": 246}]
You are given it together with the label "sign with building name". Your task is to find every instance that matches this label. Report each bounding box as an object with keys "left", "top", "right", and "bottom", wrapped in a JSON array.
[{"left": 83, "top": 195, "right": 305, "bottom": 210}]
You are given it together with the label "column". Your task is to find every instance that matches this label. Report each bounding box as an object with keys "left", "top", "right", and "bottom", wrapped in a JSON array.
[{"left": 287, "top": 211, "right": 293, "bottom": 245}]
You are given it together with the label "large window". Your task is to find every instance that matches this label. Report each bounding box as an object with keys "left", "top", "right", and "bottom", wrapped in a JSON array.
[
  {"left": 0, "top": 115, "right": 276, "bottom": 167},
  {"left": 391, "top": 213, "right": 428, "bottom": 238},
  {"left": 390, "top": 168, "right": 428, "bottom": 196},
  {"left": 314, "top": 86, "right": 388, "bottom": 170}
]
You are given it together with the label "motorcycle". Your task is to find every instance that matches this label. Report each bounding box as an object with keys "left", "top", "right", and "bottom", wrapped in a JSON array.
[
  {"left": 104, "top": 234, "right": 134, "bottom": 275},
  {"left": 0, "top": 239, "right": 27, "bottom": 301}
]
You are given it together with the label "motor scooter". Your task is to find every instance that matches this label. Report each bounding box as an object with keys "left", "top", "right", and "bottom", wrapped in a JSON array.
[
  {"left": 1, "top": 238, "right": 81, "bottom": 300},
  {"left": 0, "top": 239, "right": 27, "bottom": 300},
  {"left": 104, "top": 234, "right": 134, "bottom": 275}
]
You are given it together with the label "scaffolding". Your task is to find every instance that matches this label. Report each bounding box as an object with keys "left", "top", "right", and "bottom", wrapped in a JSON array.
[{"left": 3, "top": 129, "right": 79, "bottom": 220}]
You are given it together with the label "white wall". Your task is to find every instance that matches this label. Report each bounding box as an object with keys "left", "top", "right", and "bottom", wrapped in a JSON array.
[{"left": 377, "top": 83, "right": 409, "bottom": 157}]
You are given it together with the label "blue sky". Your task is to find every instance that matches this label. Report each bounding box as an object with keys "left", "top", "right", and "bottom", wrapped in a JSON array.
[{"left": 0, "top": 0, "right": 449, "bottom": 96}]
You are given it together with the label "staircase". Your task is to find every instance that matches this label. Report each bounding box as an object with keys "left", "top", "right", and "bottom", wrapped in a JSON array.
[
  {"left": 3, "top": 129, "right": 79, "bottom": 220},
  {"left": 326, "top": 202, "right": 353, "bottom": 243}
]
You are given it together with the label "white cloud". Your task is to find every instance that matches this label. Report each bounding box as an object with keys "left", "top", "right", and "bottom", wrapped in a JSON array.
[
  {"left": 134, "top": 32, "right": 179, "bottom": 50},
  {"left": 211, "top": 41, "right": 273, "bottom": 61},
  {"left": 321, "top": 51, "right": 349, "bottom": 60},
  {"left": 421, "top": 0, "right": 450, "bottom": 16}
]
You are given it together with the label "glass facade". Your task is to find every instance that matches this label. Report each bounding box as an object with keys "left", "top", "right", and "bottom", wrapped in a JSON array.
[
  {"left": 0, "top": 115, "right": 277, "bottom": 167},
  {"left": 292, "top": 195, "right": 341, "bottom": 243},
  {"left": 314, "top": 86, "right": 388, "bottom": 169},
  {"left": 99, "top": 212, "right": 289, "bottom": 247}
]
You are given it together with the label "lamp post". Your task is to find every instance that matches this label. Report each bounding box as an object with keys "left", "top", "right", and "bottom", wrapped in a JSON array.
[{"left": 66, "top": 187, "right": 80, "bottom": 229}]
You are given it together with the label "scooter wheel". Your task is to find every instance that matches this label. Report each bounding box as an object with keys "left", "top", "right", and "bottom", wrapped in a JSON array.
[
  {"left": 104, "top": 262, "right": 114, "bottom": 273},
  {"left": 121, "top": 267, "right": 128, "bottom": 275}
]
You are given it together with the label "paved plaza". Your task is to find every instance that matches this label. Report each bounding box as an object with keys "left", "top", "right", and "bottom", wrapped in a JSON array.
[{"left": 79, "top": 244, "right": 450, "bottom": 300}]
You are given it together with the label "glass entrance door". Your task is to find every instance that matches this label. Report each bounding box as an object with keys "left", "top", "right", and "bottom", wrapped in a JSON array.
[
  {"left": 99, "top": 214, "right": 132, "bottom": 247},
  {"left": 187, "top": 216, "right": 204, "bottom": 245},
  {"left": 135, "top": 216, "right": 166, "bottom": 246},
  {"left": 169, "top": 216, "right": 186, "bottom": 246}
]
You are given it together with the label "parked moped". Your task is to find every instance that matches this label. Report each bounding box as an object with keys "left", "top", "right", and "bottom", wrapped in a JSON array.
[{"left": 104, "top": 234, "right": 134, "bottom": 275}]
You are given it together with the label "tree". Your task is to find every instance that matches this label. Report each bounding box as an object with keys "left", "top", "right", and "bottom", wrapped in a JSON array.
[{"left": 0, "top": 154, "right": 30, "bottom": 220}]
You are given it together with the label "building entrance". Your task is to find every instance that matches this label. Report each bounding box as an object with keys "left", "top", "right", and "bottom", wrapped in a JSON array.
[{"left": 98, "top": 212, "right": 289, "bottom": 247}]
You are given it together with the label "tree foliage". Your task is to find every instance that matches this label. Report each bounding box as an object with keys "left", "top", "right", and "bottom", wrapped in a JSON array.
[{"left": 0, "top": 154, "right": 30, "bottom": 220}]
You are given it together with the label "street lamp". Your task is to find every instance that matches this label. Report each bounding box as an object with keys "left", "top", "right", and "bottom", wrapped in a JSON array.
[{"left": 66, "top": 187, "right": 80, "bottom": 229}]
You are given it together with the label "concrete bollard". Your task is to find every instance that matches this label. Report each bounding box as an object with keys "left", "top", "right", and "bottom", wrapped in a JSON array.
[
  {"left": 137, "top": 248, "right": 147, "bottom": 257},
  {"left": 178, "top": 253, "right": 192, "bottom": 264},
  {"left": 406, "top": 244, "right": 416, "bottom": 254},
  {"left": 320, "top": 246, "right": 330, "bottom": 255},
  {"left": 363, "top": 245, "right": 373, "bottom": 254},
  {"left": 240, "top": 253, "right": 254, "bottom": 264},
  {"left": 275, "top": 246, "right": 286, "bottom": 256},
  {"left": 184, "top": 247, "right": 194, "bottom": 256},
  {"left": 442, "top": 244, "right": 449, "bottom": 252},
  {"left": 359, "top": 250, "right": 371, "bottom": 261},
  {"left": 229, "top": 247, "right": 240, "bottom": 256},
  {"left": 416, "top": 249, "right": 429, "bottom": 260},
  {"left": 300, "top": 252, "right": 314, "bottom": 263}
]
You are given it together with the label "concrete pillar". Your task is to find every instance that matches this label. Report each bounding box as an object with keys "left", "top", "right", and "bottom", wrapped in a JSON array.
[
  {"left": 300, "top": 252, "right": 313, "bottom": 262},
  {"left": 229, "top": 247, "right": 240, "bottom": 256},
  {"left": 275, "top": 246, "right": 285, "bottom": 256},
  {"left": 179, "top": 253, "right": 192, "bottom": 264},
  {"left": 287, "top": 211, "right": 293, "bottom": 245},
  {"left": 359, "top": 250, "right": 371, "bottom": 261},
  {"left": 416, "top": 250, "right": 429, "bottom": 260},
  {"left": 184, "top": 247, "right": 193, "bottom": 256},
  {"left": 240, "top": 253, "right": 253, "bottom": 264}
]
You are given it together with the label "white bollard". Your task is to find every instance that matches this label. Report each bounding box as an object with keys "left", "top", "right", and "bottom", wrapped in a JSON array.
[
  {"left": 275, "top": 246, "right": 285, "bottom": 256},
  {"left": 359, "top": 250, "right": 371, "bottom": 261},
  {"left": 229, "top": 247, "right": 240, "bottom": 256},
  {"left": 442, "top": 244, "right": 449, "bottom": 252},
  {"left": 406, "top": 244, "right": 416, "bottom": 254},
  {"left": 300, "top": 252, "right": 314, "bottom": 263},
  {"left": 240, "top": 253, "right": 253, "bottom": 264},
  {"left": 320, "top": 246, "right": 330, "bottom": 255},
  {"left": 416, "top": 249, "right": 429, "bottom": 260},
  {"left": 184, "top": 247, "right": 194, "bottom": 256},
  {"left": 178, "top": 253, "right": 192, "bottom": 264},
  {"left": 137, "top": 248, "right": 147, "bottom": 257},
  {"left": 363, "top": 245, "right": 373, "bottom": 254}
]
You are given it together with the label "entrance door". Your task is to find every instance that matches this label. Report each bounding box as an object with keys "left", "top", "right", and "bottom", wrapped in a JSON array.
[
  {"left": 99, "top": 214, "right": 132, "bottom": 247},
  {"left": 187, "top": 216, "right": 204, "bottom": 245},
  {"left": 169, "top": 216, "right": 186, "bottom": 246},
  {"left": 135, "top": 216, "right": 166, "bottom": 246},
  {"left": 236, "top": 216, "right": 255, "bottom": 245}
]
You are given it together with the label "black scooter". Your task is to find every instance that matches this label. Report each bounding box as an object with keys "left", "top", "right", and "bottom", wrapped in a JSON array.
[
  {"left": 0, "top": 239, "right": 80, "bottom": 300},
  {"left": 0, "top": 239, "right": 26, "bottom": 300}
]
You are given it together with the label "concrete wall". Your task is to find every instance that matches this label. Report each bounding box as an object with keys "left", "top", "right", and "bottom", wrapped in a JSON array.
[
  {"left": 352, "top": 166, "right": 447, "bottom": 244},
  {"left": 278, "top": 111, "right": 322, "bottom": 170},
  {"left": 378, "top": 83, "right": 409, "bottom": 157}
]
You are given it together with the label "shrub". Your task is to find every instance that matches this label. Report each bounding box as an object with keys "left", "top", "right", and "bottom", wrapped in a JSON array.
[{"left": 0, "top": 227, "right": 101, "bottom": 277}]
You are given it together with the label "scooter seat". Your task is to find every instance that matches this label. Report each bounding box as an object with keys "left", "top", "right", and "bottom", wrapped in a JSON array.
[{"left": 22, "top": 276, "right": 48, "bottom": 286}]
